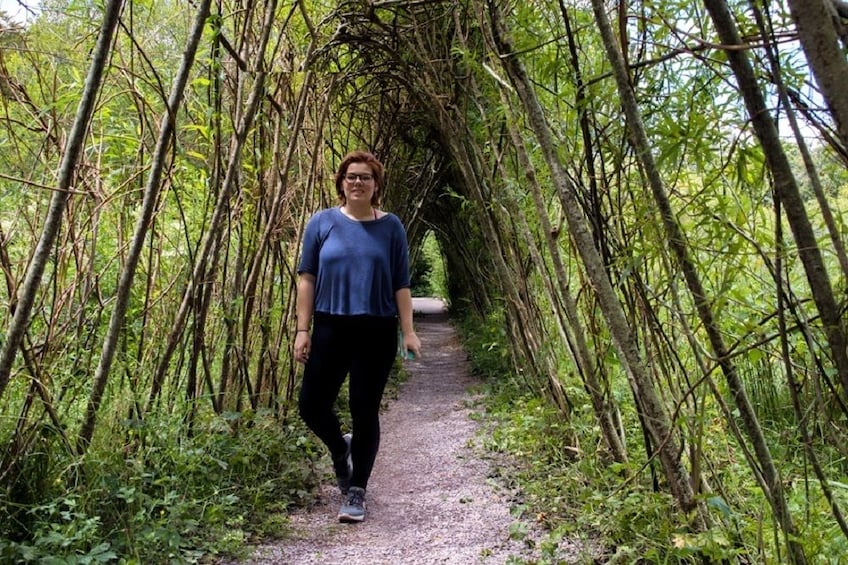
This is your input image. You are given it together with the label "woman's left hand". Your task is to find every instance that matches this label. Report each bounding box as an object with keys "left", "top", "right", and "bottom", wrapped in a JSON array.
[{"left": 401, "top": 331, "right": 422, "bottom": 360}]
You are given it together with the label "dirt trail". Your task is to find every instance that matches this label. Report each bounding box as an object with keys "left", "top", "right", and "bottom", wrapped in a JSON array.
[{"left": 237, "top": 298, "right": 581, "bottom": 564}]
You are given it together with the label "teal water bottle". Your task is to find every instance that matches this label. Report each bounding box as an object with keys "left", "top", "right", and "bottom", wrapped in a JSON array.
[{"left": 398, "top": 330, "right": 415, "bottom": 360}]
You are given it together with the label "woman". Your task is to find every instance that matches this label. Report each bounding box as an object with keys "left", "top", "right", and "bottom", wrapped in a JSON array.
[{"left": 294, "top": 150, "right": 422, "bottom": 523}]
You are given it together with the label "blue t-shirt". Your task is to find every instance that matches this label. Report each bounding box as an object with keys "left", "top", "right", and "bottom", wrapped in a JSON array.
[{"left": 297, "top": 207, "right": 411, "bottom": 317}]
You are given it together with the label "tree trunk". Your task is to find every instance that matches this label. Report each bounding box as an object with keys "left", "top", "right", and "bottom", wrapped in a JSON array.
[
  {"left": 77, "top": 0, "right": 212, "bottom": 452},
  {"left": 0, "top": 0, "right": 125, "bottom": 402},
  {"left": 787, "top": 0, "right": 848, "bottom": 150},
  {"left": 487, "top": 3, "right": 701, "bottom": 522},
  {"left": 502, "top": 99, "right": 627, "bottom": 463},
  {"left": 595, "top": 0, "right": 808, "bottom": 560},
  {"left": 750, "top": 3, "right": 848, "bottom": 282},
  {"left": 704, "top": 0, "right": 848, "bottom": 404},
  {"left": 145, "top": 0, "right": 278, "bottom": 415}
]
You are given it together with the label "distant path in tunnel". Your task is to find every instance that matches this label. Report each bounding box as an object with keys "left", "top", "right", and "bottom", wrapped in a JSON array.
[{"left": 233, "top": 297, "right": 585, "bottom": 564}]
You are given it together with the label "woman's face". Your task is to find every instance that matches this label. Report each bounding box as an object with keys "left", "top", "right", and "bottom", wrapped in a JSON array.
[{"left": 342, "top": 162, "right": 377, "bottom": 206}]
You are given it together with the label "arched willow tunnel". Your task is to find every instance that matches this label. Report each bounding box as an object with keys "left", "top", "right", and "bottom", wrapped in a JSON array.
[{"left": 1, "top": 1, "right": 847, "bottom": 561}]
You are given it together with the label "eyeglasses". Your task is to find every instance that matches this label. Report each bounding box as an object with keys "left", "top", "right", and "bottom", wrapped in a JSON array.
[{"left": 344, "top": 173, "right": 374, "bottom": 183}]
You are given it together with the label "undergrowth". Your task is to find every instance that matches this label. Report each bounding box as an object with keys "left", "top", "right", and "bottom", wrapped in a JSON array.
[
  {"left": 0, "top": 361, "right": 409, "bottom": 563},
  {"left": 456, "top": 311, "right": 848, "bottom": 564},
  {"left": 0, "top": 406, "right": 324, "bottom": 563}
]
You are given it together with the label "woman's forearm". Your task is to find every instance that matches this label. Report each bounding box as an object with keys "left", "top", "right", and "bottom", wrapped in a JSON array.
[
  {"left": 395, "top": 287, "right": 415, "bottom": 335},
  {"left": 296, "top": 274, "right": 316, "bottom": 330}
]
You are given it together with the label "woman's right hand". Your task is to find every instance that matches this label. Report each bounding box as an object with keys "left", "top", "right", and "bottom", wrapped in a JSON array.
[{"left": 294, "top": 331, "right": 311, "bottom": 364}]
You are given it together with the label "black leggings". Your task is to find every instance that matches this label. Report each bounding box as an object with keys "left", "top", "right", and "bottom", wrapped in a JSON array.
[{"left": 298, "top": 313, "right": 397, "bottom": 490}]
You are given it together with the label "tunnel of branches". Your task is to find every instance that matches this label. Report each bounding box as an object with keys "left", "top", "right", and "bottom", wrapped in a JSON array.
[
  {"left": 252, "top": 1, "right": 578, "bottom": 407},
  {"left": 314, "top": 3, "right": 575, "bottom": 390},
  {"left": 308, "top": 7, "right": 510, "bottom": 322},
  {"left": 2, "top": 1, "right": 848, "bottom": 559}
]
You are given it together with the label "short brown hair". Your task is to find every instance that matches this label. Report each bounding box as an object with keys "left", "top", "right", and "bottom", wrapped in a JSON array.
[{"left": 334, "top": 150, "right": 385, "bottom": 206}]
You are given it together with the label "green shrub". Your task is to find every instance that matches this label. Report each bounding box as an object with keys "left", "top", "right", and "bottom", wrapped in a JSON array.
[{"left": 0, "top": 408, "right": 322, "bottom": 563}]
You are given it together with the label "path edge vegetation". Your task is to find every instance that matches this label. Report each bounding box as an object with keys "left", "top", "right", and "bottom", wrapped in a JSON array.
[{"left": 1, "top": 1, "right": 847, "bottom": 563}]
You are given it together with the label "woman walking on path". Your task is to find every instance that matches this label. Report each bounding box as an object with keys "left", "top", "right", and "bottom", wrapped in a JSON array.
[{"left": 294, "top": 150, "right": 421, "bottom": 523}]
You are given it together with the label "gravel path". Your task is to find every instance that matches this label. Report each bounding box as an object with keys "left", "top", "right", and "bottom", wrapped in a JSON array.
[{"left": 236, "top": 298, "right": 583, "bottom": 564}]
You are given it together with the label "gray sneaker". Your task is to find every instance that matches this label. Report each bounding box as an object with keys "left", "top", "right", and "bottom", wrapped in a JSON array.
[
  {"left": 338, "top": 486, "right": 366, "bottom": 523},
  {"left": 333, "top": 433, "right": 352, "bottom": 494}
]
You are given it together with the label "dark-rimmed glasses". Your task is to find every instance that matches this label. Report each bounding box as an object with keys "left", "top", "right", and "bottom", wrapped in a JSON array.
[{"left": 344, "top": 173, "right": 373, "bottom": 183}]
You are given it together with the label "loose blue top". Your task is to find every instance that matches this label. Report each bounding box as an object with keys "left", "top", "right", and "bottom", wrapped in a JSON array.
[{"left": 297, "top": 207, "right": 411, "bottom": 317}]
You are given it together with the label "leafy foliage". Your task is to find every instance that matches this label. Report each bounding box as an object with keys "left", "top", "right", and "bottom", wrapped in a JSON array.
[
  {"left": 0, "top": 409, "right": 320, "bottom": 563},
  {"left": 475, "top": 359, "right": 848, "bottom": 562},
  {"left": 410, "top": 231, "right": 448, "bottom": 299}
]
